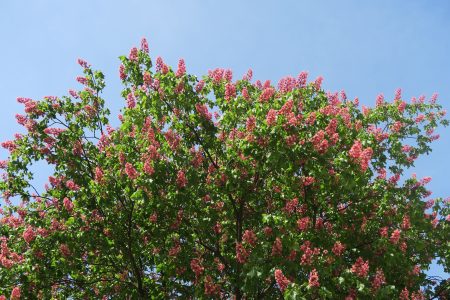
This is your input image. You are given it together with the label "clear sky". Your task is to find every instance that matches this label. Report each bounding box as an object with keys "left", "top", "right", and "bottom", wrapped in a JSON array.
[{"left": 1, "top": 0, "right": 449, "bottom": 279}]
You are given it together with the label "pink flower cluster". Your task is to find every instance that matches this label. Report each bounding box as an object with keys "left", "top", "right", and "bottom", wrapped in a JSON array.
[
  {"left": 125, "top": 163, "right": 138, "bottom": 180},
  {"left": 348, "top": 140, "right": 373, "bottom": 171},
  {"left": 308, "top": 269, "right": 320, "bottom": 287},
  {"left": 195, "top": 103, "right": 212, "bottom": 121},
  {"left": 351, "top": 257, "right": 369, "bottom": 278},
  {"left": 242, "top": 230, "right": 257, "bottom": 247},
  {"left": 259, "top": 87, "right": 275, "bottom": 102},
  {"left": 274, "top": 269, "right": 291, "bottom": 292},
  {"left": 176, "top": 170, "right": 187, "bottom": 188}
]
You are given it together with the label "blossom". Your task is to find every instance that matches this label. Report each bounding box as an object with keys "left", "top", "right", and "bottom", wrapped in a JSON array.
[
  {"left": 243, "top": 68, "right": 253, "bottom": 81},
  {"left": 372, "top": 268, "right": 386, "bottom": 290},
  {"left": 297, "top": 217, "right": 310, "bottom": 231},
  {"left": 351, "top": 257, "right": 369, "bottom": 278},
  {"left": 271, "top": 237, "right": 283, "bottom": 256},
  {"left": 143, "top": 160, "right": 154, "bottom": 175},
  {"left": 119, "top": 64, "right": 126, "bottom": 80},
  {"left": 60, "top": 244, "right": 71, "bottom": 257},
  {"left": 77, "top": 58, "right": 90, "bottom": 69},
  {"left": 224, "top": 69, "right": 233, "bottom": 82},
  {"left": 63, "top": 197, "right": 74, "bottom": 213},
  {"left": 126, "top": 93, "right": 136, "bottom": 109},
  {"left": 176, "top": 170, "right": 187, "bottom": 188},
  {"left": 10, "top": 287, "right": 20, "bottom": 300},
  {"left": 224, "top": 83, "right": 236, "bottom": 100},
  {"left": 308, "top": 269, "right": 320, "bottom": 287},
  {"left": 22, "top": 226, "right": 36, "bottom": 244},
  {"left": 314, "top": 76, "right": 323, "bottom": 90},
  {"left": 259, "top": 87, "right": 275, "bottom": 102},
  {"left": 195, "top": 80, "right": 205, "bottom": 93},
  {"left": 66, "top": 180, "right": 80, "bottom": 191},
  {"left": 394, "top": 88, "right": 402, "bottom": 101},
  {"left": 245, "top": 116, "right": 256, "bottom": 131},
  {"left": 129, "top": 47, "right": 138, "bottom": 62},
  {"left": 190, "top": 258, "right": 204, "bottom": 278},
  {"left": 76, "top": 76, "right": 88, "bottom": 85},
  {"left": 125, "top": 163, "right": 138, "bottom": 180},
  {"left": 140, "top": 37, "right": 149, "bottom": 53},
  {"left": 242, "top": 230, "right": 257, "bottom": 247},
  {"left": 376, "top": 94, "right": 384, "bottom": 107},
  {"left": 95, "top": 167, "right": 104, "bottom": 182},
  {"left": 332, "top": 241, "right": 345, "bottom": 256},
  {"left": 236, "top": 243, "right": 249, "bottom": 264},
  {"left": 297, "top": 71, "right": 308, "bottom": 87},
  {"left": 176, "top": 59, "right": 186, "bottom": 77},
  {"left": 274, "top": 269, "right": 290, "bottom": 292},
  {"left": 390, "top": 229, "right": 401, "bottom": 244},
  {"left": 266, "top": 109, "right": 278, "bottom": 126}
]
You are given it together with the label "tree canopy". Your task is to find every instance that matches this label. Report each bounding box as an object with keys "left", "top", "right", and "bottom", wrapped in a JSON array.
[{"left": 0, "top": 38, "right": 449, "bottom": 299}]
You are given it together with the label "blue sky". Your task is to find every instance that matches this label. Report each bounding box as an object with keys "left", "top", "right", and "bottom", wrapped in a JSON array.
[{"left": 1, "top": 0, "right": 449, "bottom": 279}]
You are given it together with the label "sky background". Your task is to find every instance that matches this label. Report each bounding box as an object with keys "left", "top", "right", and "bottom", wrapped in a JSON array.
[{"left": 1, "top": 0, "right": 449, "bottom": 279}]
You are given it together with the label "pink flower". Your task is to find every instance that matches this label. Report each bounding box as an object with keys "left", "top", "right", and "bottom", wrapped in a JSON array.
[
  {"left": 242, "top": 230, "right": 257, "bottom": 247},
  {"left": 243, "top": 68, "right": 253, "bottom": 81},
  {"left": 1, "top": 141, "right": 16, "bottom": 152},
  {"left": 398, "top": 101, "right": 406, "bottom": 113},
  {"left": 394, "top": 88, "right": 402, "bottom": 101},
  {"left": 140, "top": 37, "right": 149, "bottom": 53},
  {"left": 390, "top": 229, "right": 401, "bottom": 244},
  {"left": 10, "top": 287, "right": 20, "bottom": 300},
  {"left": 63, "top": 197, "right": 74, "bottom": 213},
  {"left": 372, "top": 268, "right": 386, "bottom": 290},
  {"left": 332, "top": 241, "right": 345, "bottom": 256},
  {"left": 195, "top": 80, "right": 205, "bottom": 93},
  {"left": 245, "top": 116, "right": 256, "bottom": 131},
  {"left": 259, "top": 87, "right": 275, "bottom": 102},
  {"left": 126, "top": 92, "right": 136, "bottom": 109},
  {"left": 349, "top": 141, "right": 362, "bottom": 159},
  {"left": 176, "top": 59, "right": 186, "bottom": 77},
  {"left": 302, "top": 176, "right": 315, "bottom": 186},
  {"left": 77, "top": 58, "right": 89, "bottom": 69},
  {"left": 236, "top": 243, "right": 249, "bottom": 264},
  {"left": 190, "top": 258, "right": 204, "bottom": 278},
  {"left": 274, "top": 269, "right": 291, "bottom": 292},
  {"left": 297, "top": 71, "right": 308, "bottom": 87},
  {"left": 125, "top": 163, "right": 138, "bottom": 180},
  {"left": 224, "top": 83, "right": 236, "bottom": 100},
  {"left": 399, "top": 288, "right": 409, "bottom": 300},
  {"left": 224, "top": 69, "right": 233, "bottom": 82},
  {"left": 297, "top": 217, "right": 310, "bottom": 231},
  {"left": 22, "top": 226, "right": 36, "bottom": 244},
  {"left": 242, "top": 87, "right": 250, "bottom": 100},
  {"left": 119, "top": 64, "right": 126, "bottom": 80},
  {"left": 271, "top": 237, "right": 283, "bottom": 256},
  {"left": 143, "top": 159, "right": 154, "bottom": 175},
  {"left": 430, "top": 92, "right": 438, "bottom": 104},
  {"left": 284, "top": 198, "right": 298, "bottom": 215},
  {"left": 76, "top": 76, "right": 88, "bottom": 85},
  {"left": 314, "top": 76, "right": 323, "bottom": 90},
  {"left": 143, "top": 71, "right": 152, "bottom": 85},
  {"left": 129, "top": 47, "right": 138, "bottom": 62},
  {"left": 95, "top": 167, "right": 104, "bottom": 183},
  {"left": 195, "top": 103, "right": 212, "bottom": 121},
  {"left": 266, "top": 109, "right": 278, "bottom": 126},
  {"left": 60, "top": 244, "right": 71, "bottom": 257},
  {"left": 351, "top": 257, "right": 369, "bottom": 278},
  {"left": 66, "top": 180, "right": 80, "bottom": 191},
  {"left": 308, "top": 269, "right": 320, "bottom": 287},
  {"left": 176, "top": 170, "right": 187, "bottom": 188},
  {"left": 376, "top": 94, "right": 384, "bottom": 107}
]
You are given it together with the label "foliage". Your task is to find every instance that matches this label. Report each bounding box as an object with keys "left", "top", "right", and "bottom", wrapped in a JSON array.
[{"left": 0, "top": 38, "right": 449, "bottom": 299}]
